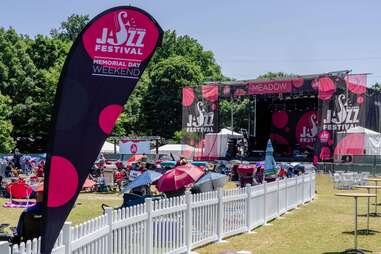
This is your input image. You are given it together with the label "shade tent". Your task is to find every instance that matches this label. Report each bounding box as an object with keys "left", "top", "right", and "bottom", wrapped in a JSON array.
[
  {"left": 218, "top": 128, "right": 244, "bottom": 138},
  {"left": 101, "top": 141, "right": 119, "bottom": 154},
  {"left": 335, "top": 126, "right": 381, "bottom": 156},
  {"left": 203, "top": 128, "right": 244, "bottom": 159}
]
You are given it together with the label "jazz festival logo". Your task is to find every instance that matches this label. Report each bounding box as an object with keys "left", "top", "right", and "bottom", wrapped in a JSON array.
[
  {"left": 299, "top": 113, "right": 318, "bottom": 144},
  {"left": 295, "top": 111, "right": 318, "bottom": 146},
  {"left": 186, "top": 101, "right": 215, "bottom": 133},
  {"left": 82, "top": 10, "right": 159, "bottom": 79},
  {"left": 323, "top": 94, "right": 360, "bottom": 131}
]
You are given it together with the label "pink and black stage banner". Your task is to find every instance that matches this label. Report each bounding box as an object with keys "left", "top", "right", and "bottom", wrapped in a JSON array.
[
  {"left": 41, "top": 7, "right": 162, "bottom": 253},
  {"left": 182, "top": 85, "right": 219, "bottom": 160},
  {"left": 316, "top": 74, "right": 368, "bottom": 162},
  {"left": 270, "top": 110, "right": 318, "bottom": 157}
]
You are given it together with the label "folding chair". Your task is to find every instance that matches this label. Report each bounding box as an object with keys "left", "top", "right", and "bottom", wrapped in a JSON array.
[
  {"left": 6, "top": 180, "right": 33, "bottom": 205},
  {"left": 333, "top": 173, "right": 343, "bottom": 189},
  {"left": 360, "top": 172, "right": 370, "bottom": 186}
]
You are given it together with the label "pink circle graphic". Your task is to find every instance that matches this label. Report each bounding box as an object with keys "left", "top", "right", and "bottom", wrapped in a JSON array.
[
  {"left": 201, "top": 85, "right": 218, "bottom": 102},
  {"left": 345, "top": 75, "right": 366, "bottom": 95},
  {"left": 320, "top": 147, "right": 331, "bottom": 161},
  {"left": 292, "top": 78, "right": 304, "bottom": 88},
  {"left": 295, "top": 111, "right": 318, "bottom": 147},
  {"left": 82, "top": 9, "right": 160, "bottom": 67},
  {"left": 319, "top": 130, "right": 330, "bottom": 143},
  {"left": 234, "top": 88, "right": 247, "bottom": 97},
  {"left": 99, "top": 104, "right": 123, "bottom": 134},
  {"left": 47, "top": 156, "right": 78, "bottom": 207},
  {"left": 357, "top": 96, "right": 365, "bottom": 104},
  {"left": 272, "top": 111, "right": 288, "bottom": 129},
  {"left": 130, "top": 143, "right": 138, "bottom": 154},
  {"left": 182, "top": 87, "right": 195, "bottom": 106},
  {"left": 317, "top": 77, "right": 336, "bottom": 100}
]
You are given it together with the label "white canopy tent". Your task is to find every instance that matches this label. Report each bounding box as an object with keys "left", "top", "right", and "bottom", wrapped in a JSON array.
[
  {"left": 101, "top": 141, "right": 119, "bottom": 154},
  {"left": 154, "top": 144, "right": 196, "bottom": 160},
  {"left": 218, "top": 128, "right": 244, "bottom": 138},
  {"left": 336, "top": 126, "right": 381, "bottom": 156},
  {"left": 204, "top": 128, "right": 244, "bottom": 158}
]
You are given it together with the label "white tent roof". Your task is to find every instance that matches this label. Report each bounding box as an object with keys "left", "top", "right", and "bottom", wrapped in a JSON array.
[
  {"left": 218, "top": 128, "right": 243, "bottom": 137},
  {"left": 345, "top": 126, "right": 380, "bottom": 135},
  {"left": 101, "top": 141, "right": 119, "bottom": 153},
  {"left": 158, "top": 144, "right": 195, "bottom": 152}
]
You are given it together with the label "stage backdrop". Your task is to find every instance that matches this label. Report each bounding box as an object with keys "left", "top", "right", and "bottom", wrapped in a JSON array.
[
  {"left": 41, "top": 6, "right": 162, "bottom": 254},
  {"left": 270, "top": 110, "right": 318, "bottom": 158},
  {"left": 182, "top": 85, "right": 219, "bottom": 160}
]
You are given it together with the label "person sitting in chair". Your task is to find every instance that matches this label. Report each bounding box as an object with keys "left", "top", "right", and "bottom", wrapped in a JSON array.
[{"left": 13, "top": 183, "right": 44, "bottom": 244}]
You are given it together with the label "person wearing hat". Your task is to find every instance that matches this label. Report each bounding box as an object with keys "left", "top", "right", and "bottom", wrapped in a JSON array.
[{"left": 14, "top": 182, "right": 44, "bottom": 243}]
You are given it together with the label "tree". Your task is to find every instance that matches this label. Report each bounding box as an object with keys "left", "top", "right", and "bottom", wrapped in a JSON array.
[
  {"left": 0, "top": 28, "right": 69, "bottom": 151},
  {"left": 256, "top": 72, "right": 294, "bottom": 80},
  {"left": 27, "top": 35, "right": 69, "bottom": 70},
  {"left": 149, "top": 31, "right": 225, "bottom": 81},
  {"left": 50, "top": 14, "right": 89, "bottom": 41},
  {"left": 122, "top": 30, "right": 226, "bottom": 137},
  {"left": 0, "top": 93, "right": 15, "bottom": 152},
  {"left": 142, "top": 56, "right": 203, "bottom": 138}
]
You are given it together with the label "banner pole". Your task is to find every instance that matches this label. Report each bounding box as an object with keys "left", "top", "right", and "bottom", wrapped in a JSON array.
[{"left": 230, "top": 94, "right": 234, "bottom": 133}]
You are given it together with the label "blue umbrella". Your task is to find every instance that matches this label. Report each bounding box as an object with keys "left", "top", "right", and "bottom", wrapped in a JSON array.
[
  {"left": 123, "top": 170, "right": 162, "bottom": 192},
  {"left": 264, "top": 139, "right": 277, "bottom": 176},
  {"left": 193, "top": 172, "right": 227, "bottom": 192}
]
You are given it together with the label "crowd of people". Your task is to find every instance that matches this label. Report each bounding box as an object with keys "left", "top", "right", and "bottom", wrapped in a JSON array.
[{"left": 0, "top": 148, "right": 312, "bottom": 245}]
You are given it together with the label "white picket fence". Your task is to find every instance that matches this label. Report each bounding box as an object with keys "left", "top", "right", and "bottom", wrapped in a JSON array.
[{"left": 2, "top": 172, "right": 316, "bottom": 254}]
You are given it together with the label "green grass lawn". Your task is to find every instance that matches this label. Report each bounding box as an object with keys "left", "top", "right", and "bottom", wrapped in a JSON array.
[{"left": 196, "top": 174, "right": 381, "bottom": 254}]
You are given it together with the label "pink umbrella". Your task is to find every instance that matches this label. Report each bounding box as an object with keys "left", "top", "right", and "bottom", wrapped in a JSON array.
[
  {"left": 156, "top": 164, "right": 205, "bottom": 192},
  {"left": 82, "top": 178, "right": 96, "bottom": 189}
]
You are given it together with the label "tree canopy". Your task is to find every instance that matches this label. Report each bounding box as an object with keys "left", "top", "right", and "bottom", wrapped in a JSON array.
[{"left": 0, "top": 16, "right": 226, "bottom": 152}]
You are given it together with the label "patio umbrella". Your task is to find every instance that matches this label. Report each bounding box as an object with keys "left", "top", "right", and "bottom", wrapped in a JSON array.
[
  {"left": 264, "top": 139, "right": 277, "bottom": 176},
  {"left": 193, "top": 172, "right": 227, "bottom": 193},
  {"left": 123, "top": 170, "right": 162, "bottom": 192},
  {"left": 82, "top": 178, "right": 96, "bottom": 189},
  {"left": 156, "top": 164, "right": 204, "bottom": 192}
]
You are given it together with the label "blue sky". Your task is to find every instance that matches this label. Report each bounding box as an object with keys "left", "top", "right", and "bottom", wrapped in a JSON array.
[{"left": 1, "top": 0, "right": 380, "bottom": 84}]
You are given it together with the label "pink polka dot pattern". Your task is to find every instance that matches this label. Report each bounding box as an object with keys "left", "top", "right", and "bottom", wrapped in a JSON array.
[
  {"left": 47, "top": 156, "right": 78, "bottom": 207},
  {"left": 98, "top": 104, "right": 123, "bottom": 134},
  {"left": 182, "top": 87, "right": 195, "bottom": 106},
  {"left": 272, "top": 111, "right": 288, "bottom": 129},
  {"left": 318, "top": 77, "right": 336, "bottom": 101}
]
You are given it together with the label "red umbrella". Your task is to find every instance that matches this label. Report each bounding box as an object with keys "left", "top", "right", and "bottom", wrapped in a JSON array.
[{"left": 156, "top": 164, "right": 205, "bottom": 192}]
